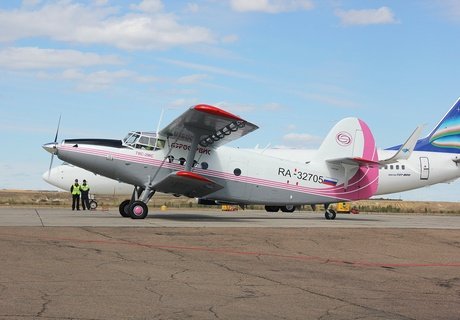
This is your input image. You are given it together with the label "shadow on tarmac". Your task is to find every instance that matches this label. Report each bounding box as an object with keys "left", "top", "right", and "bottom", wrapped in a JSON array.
[{"left": 147, "top": 213, "right": 379, "bottom": 222}]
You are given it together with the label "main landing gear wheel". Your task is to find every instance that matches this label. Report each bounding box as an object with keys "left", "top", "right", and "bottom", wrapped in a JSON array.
[
  {"left": 325, "top": 209, "right": 336, "bottom": 220},
  {"left": 265, "top": 206, "right": 280, "bottom": 212},
  {"left": 119, "top": 199, "right": 131, "bottom": 218},
  {"left": 129, "top": 201, "right": 148, "bottom": 219},
  {"left": 281, "top": 205, "right": 296, "bottom": 213}
]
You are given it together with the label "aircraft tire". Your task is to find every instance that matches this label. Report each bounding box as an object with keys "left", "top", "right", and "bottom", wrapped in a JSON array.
[
  {"left": 281, "top": 205, "right": 296, "bottom": 213},
  {"left": 325, "top": 209, "right": 336, "bottom": 220},
  {"left": 129, "top": 201, "right": 148, "bottom": 219},
  {"left": 265, "top": 206, "right": 280, "bottom": 212},
  {"left": 89, "top": 200, "right": 98, "bottom": 210},
  {"left": 119, "top": 199, "right": 131, "bottom": 218}
]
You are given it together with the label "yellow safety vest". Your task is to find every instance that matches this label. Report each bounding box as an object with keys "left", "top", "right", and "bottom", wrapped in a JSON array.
[
  {"left": 80, "top": 185, "right": 89, "bottom": 192},
  {"left": 71, "top": 184, "right": 81, "bottom": 195}
]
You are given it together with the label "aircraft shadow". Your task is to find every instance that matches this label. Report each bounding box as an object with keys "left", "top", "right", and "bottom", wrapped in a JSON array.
[{"left": 147, "top": 213, "right": 379, "bottom": 223}]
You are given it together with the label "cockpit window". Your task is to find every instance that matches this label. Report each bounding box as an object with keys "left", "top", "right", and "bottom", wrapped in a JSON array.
[
  {"left": 124, "top": 132, "right": 140, "bottom": 145},
  {"left": 122, "top": 131, "right": 165, "bottom": 150}
]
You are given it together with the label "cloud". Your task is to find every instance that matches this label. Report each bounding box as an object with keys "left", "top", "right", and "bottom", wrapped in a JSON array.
[
  {"left": 130, "top": 0, "right": 163, "bottom": 13},
  {"left": 282, "top": 132, "right": 321, "bottom": 147},
  {"left": 0, "top": 1, "right": 214, "bottom": 50},
  {"left": 177, "top": 74, "right": 210, "bottom": 84},
  {"left": 186, "top": 3, "right": 200, "bottom": 13},
  {"left": 335, "top": 6, "right": 397, "bottom": 26},
  {"left": 230, "top": 0, "right": 314, "bottom": 13},
  {"left": 160, "top": 58, "right": 258, "bottom": 80},
  {"left": 36, "top": 68, "right": 155, "bottom": 92},
  {"left": 0, "top": 47, "right": 121, "bottom": 70},
  {"left": 221, "top": 34, "right": 239, "bottom": 43},
  {"left": 433, "top": 1, "right": 460, "bottom": 21}
]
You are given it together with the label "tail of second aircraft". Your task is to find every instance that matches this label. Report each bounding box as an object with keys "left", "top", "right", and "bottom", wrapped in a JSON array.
[{"left": 408, "top": 98, "right": 460, "bottom": 154}]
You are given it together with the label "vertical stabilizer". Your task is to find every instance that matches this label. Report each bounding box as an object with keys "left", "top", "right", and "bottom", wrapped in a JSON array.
[
  {"left": 314, "top": 117, "right": 378, "bottom": 162},
  {"left": 313, "top": 117, "right": 379, "bottom": 201},
  {"left": 413, "top": 98, "right": 460, "bottom": 153}
]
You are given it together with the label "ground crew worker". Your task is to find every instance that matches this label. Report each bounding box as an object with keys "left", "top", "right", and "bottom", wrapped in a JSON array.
[
  {"left": 80, "top": 179, "right": 90, "bottom": 210},
  {"left": 70, "top": 179, "right": 81, "bottom": 211}
]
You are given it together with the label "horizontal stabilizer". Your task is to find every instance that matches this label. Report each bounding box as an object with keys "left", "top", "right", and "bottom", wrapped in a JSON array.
[
  {"left": 327, "top": 157, "right": 380, "bottom": 168},
  {"left": 153, "top": 171, "right": 224, "bottom": 198},
  {"left": 379, "top": 125, "right": 424, "bottom": 165}
]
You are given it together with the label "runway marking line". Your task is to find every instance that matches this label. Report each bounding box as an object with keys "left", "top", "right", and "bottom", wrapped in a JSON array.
[{"left": 2, "top": 232, "right": 460, "bottom": 269}]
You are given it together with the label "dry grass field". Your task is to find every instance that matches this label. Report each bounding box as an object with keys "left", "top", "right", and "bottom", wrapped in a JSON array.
[{"left": 1, "top": 189, "right": 460, "bottom": 214}]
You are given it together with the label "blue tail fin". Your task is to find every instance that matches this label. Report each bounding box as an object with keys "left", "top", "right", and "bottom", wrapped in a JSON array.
[{"left": 414, "top": 98, "right": 460, "bottom": 153}]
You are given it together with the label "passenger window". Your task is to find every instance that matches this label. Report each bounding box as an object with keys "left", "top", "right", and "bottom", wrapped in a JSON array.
[
  {"left": 396, "top": 165, "right": 399, "bottom": 170},
  {"left": 390, "top": 165, "right": 394, "bottom": 170},
  {"left": 402, "top": 165, "right": 405, "bottom": 170}
]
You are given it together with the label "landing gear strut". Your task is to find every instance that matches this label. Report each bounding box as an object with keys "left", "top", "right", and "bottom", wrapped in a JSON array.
[{"left": 118, "top": 186, "right": 155, "bottom": 219}]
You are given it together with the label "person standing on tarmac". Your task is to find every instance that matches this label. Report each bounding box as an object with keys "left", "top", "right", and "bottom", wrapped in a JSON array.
[
  {"left": 70, "top": 179, "right": 81, "bottom": 211},
  {"left": 80, "top": 179, "right": 90, "bottom": 210}
]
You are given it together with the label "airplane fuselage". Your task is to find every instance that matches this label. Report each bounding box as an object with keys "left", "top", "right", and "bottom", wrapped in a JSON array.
[
  {"left": 53, "top": 138, "right": 377, "bottom": 206},
  {"left": 252, "top": 148, "right": 460, "bottom": 196},
  {"left": 52, "top": 138, "right": 460, "bottom": 206}
]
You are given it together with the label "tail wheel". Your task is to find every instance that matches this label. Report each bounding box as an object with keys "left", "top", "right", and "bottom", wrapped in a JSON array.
[
  {"left": 325, "top": 209, "right": 336, "bottom": 220},
  {"left": 129, "top": 201, "right": 149, "bottom": 219},
  {"left": 281, "top": 205, "right": 296, "bottom": 213},
  {"left": 119, "top": 199, "right": 131, "bottom": 218},
  {"left": 89, "top": 200, "right": 98, "bottom": 210}
]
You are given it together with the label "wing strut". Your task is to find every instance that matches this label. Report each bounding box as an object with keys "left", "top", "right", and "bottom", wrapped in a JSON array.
[{"left": 185, "top": 132, "right": 201, "bottom": 172}]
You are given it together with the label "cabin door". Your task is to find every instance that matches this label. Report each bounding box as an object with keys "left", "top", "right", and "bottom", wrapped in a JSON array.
[{"left": 419, "top": 157, "right": 430, "bottom": 180}]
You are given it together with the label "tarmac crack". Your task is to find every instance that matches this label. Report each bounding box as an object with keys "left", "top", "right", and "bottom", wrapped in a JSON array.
[
  {"left": 144, "top": 284, "right": 165, "bottom": 303},
  {"left": 36, "top": 292, "right": 52, "bottom": 318},
  {"left": 208, "top": 306, "right": 220, "bottom": 319},
  {"left": 34, "top": 209, "right": 44, "bottom": 227},
  {"left": 211, "top": 261, "right": 415, "bottom": 320}
]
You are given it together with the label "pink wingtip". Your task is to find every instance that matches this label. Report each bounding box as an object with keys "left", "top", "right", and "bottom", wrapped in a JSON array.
[
  {"left": 176, "top": 171, "right": 212, "bottom": 183},
  {"left": 194, "top": 104, "right": 242, "bottom": 121}
]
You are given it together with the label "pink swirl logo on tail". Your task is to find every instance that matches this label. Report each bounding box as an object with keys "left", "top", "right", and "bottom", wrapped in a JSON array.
[{"left": 336, "top": 131, "right": 352, "bottom": 146}]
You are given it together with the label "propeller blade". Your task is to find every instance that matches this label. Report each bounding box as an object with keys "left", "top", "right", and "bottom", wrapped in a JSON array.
[
  {"left": 48, "top": 153, "right": 54, "bottom": 178},
  {"left": 48, "top": 115, "right": 61, "bottom": 177},
  {"left": 54, "top": 114, "right": 61, "bottom": 143}
]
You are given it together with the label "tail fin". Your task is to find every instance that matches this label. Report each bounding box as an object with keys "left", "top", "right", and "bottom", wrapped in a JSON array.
[
  {"left": 314, "top": 117, "right": 378, "bottom": 163},
  {"left": 314, "top": 117, "right": 379, "bottom": 200},
  {"left": 414, "top": 98, "right": 460, "bottom": 153}
]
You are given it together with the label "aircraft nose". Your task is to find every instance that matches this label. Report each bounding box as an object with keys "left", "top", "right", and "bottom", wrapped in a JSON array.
[
  {"left": 42, "top": 142, "right": 58, "bottom": 154},
  {"left": 42, "top": 170, "right": 51, "bottom": 183}
]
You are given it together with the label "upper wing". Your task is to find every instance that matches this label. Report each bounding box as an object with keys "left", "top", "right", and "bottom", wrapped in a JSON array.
[{"left": 159, "top": 104, "right": 258, "bottom": 148}]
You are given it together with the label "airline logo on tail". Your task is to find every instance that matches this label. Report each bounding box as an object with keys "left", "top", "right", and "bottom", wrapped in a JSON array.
[
  {"left": 389, "top": 98, "right": 460, "bottom": 154},
  {"left": 429, "top": 102, "right": 460, "bottom": 150}
]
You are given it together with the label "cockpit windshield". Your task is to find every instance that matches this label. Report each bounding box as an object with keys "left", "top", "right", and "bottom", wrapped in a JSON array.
[{"left": 122, "top": 131, "right": 165, "bottom": 150}]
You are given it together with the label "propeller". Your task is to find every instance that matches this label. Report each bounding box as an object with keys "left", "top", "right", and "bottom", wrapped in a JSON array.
[{"left": 46, "top": 115, "right": 61, "bottom": 178}]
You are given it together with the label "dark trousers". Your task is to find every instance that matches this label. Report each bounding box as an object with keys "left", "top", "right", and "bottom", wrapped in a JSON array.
[
  {"left": 82, "top": 196, "right": 90, "bottom": 210},
  {"left": 72, "top": 194, "right": 80, "bottom": 210}
]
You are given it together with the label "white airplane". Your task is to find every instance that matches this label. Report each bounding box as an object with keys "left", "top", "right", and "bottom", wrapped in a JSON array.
[
  {"left": 43, "top": 162, "right": 133, "bottom": 209},
  {"left": 42, "top": 100, "right": 460, "bottom": 220}
]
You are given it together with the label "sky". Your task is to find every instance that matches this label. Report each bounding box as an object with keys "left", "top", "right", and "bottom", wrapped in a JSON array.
[{"left": 1, "top": 0, "right": 460, "bottom": 201}]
